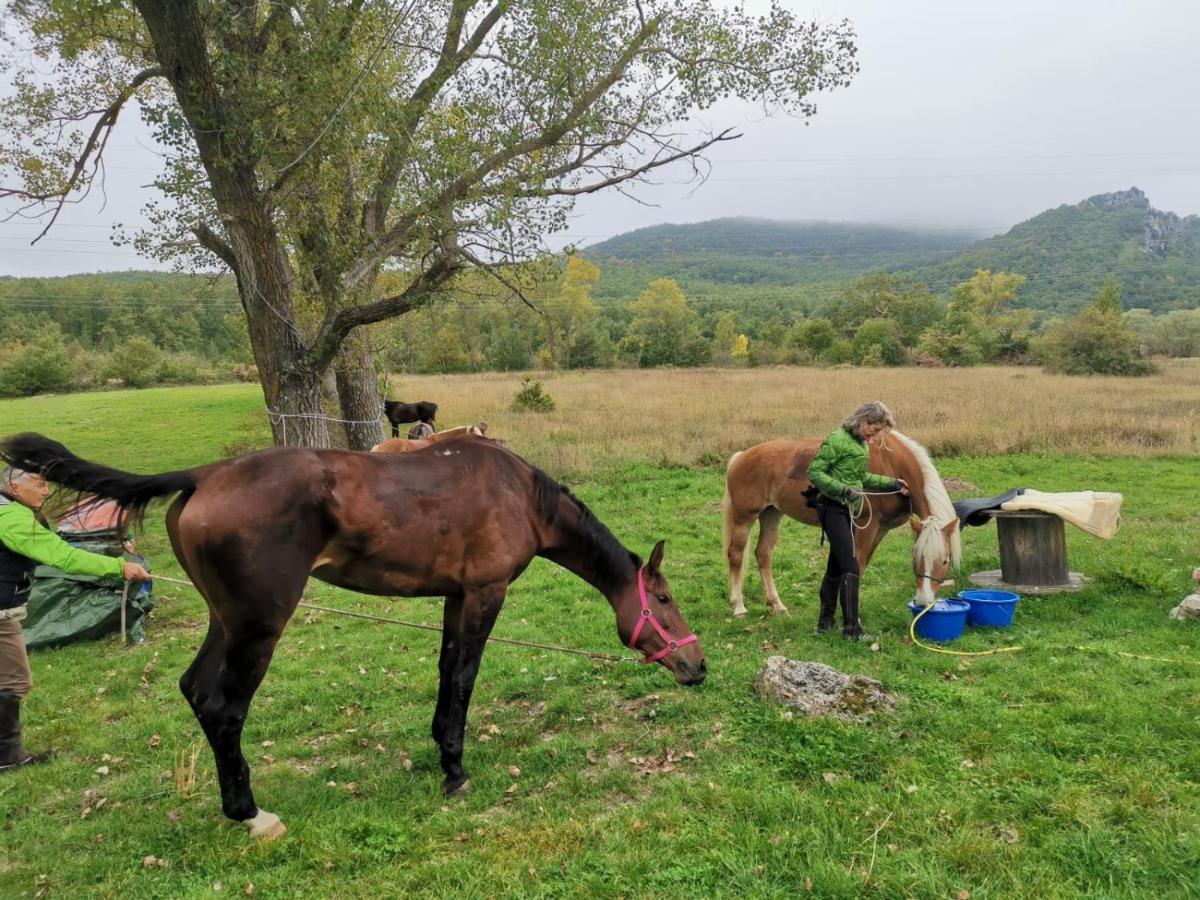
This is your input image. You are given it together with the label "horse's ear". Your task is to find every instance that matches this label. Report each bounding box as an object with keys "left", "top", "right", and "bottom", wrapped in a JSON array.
[
  {"left": 647, "top": 540, "right": 665, "bottom": 574},
  {"left": 909, "top": 516, "right": 924, "bottom": 536},
  {"left": 941, "top": 519, "right": 959, "bottom": 541}
]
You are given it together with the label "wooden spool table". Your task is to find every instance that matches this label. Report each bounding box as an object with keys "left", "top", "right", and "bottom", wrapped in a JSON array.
[{"left": 968, "top": 509, "right": 1086, "bottom": 593}]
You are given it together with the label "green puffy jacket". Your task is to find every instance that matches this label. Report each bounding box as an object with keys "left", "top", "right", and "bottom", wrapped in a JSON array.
[{"left": 807, "top": 427, "right": 899, "bottom": 510}]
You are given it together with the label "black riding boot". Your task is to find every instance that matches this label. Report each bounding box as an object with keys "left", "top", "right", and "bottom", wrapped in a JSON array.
[
  {"left": 0, "top": 690, "right": 52, "bottom": 772},
  {"left": 816, "top": 575, "right": 839, "bottom": 633},
  {"left": 839, "top": 574, "right": 874, "bottom": 641}
]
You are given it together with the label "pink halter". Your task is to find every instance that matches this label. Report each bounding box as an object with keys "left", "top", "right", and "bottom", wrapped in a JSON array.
[{"left": 628, "top": 568, "right": 698, "bottom": 664}]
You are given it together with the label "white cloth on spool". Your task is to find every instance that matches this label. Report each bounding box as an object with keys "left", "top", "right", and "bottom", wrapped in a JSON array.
[{"left": 1000, "top": 489, "right": 1123, "bottom": 539}]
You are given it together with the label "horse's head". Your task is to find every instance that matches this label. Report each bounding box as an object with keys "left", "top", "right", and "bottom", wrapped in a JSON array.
[
  {"left": 910, "top": 517, "right": 961, "bottom": 607},
  {"left": 617, "top": 540, "right": 707, "bottom": 685}
]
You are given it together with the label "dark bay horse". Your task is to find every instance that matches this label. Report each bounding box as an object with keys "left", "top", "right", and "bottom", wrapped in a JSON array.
[
  {"left": 383, "top": 399, "right": 437, "bottom": 437},
  {"left": 0, "top": 433, "right": 705, "bottom": 840},
  {"left": 723, "top": 429, "right": 961, "bottom": 617}
]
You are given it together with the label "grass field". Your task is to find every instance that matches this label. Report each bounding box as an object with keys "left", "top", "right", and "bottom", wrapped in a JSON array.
[{"left": 1, "top": 365, "right": 1199, "bottom": 898}]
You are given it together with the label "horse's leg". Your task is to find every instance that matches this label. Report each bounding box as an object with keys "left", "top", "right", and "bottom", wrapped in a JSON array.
[
  {"left": 431, "top": 592, "right": 465, "bottom": 746},
  {"left": 391, "top": 420, "right": 399, "bottom": 438},
  {"left": 437, "top": 582, "right": 506, "bottom": 795},
  {"left": 855, "top": 521, "right": 886, "bottom": 573},
  {"left": 723, "top": 491, "right": 757, "bottom": 618},
  {"left": 754, "top": 506, "right": 788, "bottom": 615},
  {"left": 181, "top": 564, "right": 304, "bottom": 840}
]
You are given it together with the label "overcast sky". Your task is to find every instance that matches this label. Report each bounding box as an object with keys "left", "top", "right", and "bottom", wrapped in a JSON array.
[{"left": 2, "top": 0, "right": 1198, "bottom": 276}]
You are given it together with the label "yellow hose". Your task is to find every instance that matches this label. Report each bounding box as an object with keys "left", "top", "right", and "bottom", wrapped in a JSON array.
[{"left": 908, "top": 600, "right": 1022, "bottom": 658}]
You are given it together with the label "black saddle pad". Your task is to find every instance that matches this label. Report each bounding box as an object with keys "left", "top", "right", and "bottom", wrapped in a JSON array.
[{"left": 953, "top": 488, "right": 1026, "bottom": 527}]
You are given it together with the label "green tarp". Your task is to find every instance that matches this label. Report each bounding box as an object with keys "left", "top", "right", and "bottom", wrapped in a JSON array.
[{"left": 22, "top": 547, "right": 154, "bottom": 650}]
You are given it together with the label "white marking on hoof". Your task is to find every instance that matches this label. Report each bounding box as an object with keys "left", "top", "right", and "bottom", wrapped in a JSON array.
[
  {"left": 243, "top": 809, "right": 287, "bottom": 841},
  {"left": 768, "top": 602, "right": 789, "bottom": 616},
  {"left": 731, "top": 602, "right": 748, "bottom": 618}
]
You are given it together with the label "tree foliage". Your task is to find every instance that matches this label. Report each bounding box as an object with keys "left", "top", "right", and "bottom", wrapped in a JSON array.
[
  {"left": 1, "top": 0, "right": 859, "bottom": 445},
  {"left": 1037, "top": 278, "right": 1156, "bottom": 376}
]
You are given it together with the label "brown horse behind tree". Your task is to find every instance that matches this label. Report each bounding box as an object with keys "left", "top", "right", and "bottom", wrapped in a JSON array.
[
  {"left": 0, "top": 432, "right": 705, "bottom": 841},
  {"left": 723, "top": 429, "right": 960, "bottom": 617}
]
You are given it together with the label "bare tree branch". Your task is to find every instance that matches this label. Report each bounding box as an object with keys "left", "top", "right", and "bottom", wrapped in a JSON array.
[
  {"left": 1, "top": 65, "right": 165, "bottom": 244},
  {"left": 366, "top": 0, "right": 506, "bottom": 229},
  {"left": 346, "top": 15, "right": 662, "bottom": 290}
]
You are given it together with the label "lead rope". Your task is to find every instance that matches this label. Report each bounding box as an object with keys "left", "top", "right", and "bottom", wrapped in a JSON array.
[{"left": 148, "top": 574, "right": 639, "bottom": 662}]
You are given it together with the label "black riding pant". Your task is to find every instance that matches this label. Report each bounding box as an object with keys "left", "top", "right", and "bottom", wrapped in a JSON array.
[{"left": 817, "top": 501, "right": 860, "bottom": 580}]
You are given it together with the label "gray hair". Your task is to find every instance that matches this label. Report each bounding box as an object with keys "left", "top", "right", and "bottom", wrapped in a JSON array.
[
  {"left": 0, "top": 466, "right": 34, "bottom": 490},
  {"left": 843, "top": 401, "right": 897, "bottom": 437}
]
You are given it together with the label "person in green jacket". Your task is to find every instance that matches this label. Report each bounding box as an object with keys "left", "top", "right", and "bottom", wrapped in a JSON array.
[
  {"left": 807, "top": 401, "right": 909, "bottom": 640},
  {"left": 0, "top": 465, "right": 151, "bottom": 771}
]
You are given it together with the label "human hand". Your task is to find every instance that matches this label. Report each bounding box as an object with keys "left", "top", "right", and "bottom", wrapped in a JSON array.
[
  {"left": 895, "top": 478, "right": 910, "bottom": 496},
  {"left": 842, "top": 486, "right": 863, "bottom": 503},
  {"left": 122, "top": 561, "right": 152, "bottom": 582}
]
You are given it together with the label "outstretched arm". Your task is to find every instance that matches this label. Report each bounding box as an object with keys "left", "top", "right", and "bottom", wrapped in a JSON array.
[{"left": 0, "top": 505, "right": 132, "bottom": 579}]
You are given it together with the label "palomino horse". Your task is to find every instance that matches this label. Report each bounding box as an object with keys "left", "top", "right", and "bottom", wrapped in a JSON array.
[
  {"left": 723, "top": 429, "right": 961, "bottom": 617},
  {"left": 0, "top": 433, "right": 705, "bottom": 840},
  {"left": 370, "top": 422, "right": 487, "bottom": 453}
]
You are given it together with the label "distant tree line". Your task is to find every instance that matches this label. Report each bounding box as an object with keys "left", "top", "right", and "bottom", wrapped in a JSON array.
[{"left": 2, "top": 262, "right": 1197, "bottom": 398}]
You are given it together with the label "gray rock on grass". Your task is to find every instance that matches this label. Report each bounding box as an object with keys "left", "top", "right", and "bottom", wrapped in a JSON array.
[{"left": 753, "top": 656, "right": 895, "bottom": 723}]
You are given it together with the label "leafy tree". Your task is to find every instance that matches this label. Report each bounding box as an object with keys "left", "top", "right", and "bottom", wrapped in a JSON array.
[
  {"left": 105, "top": 336, "right": 165, "bottom": 388},
  {"left": 851, "top": 318, "right": 905, "bottom": 366},
  {"left": 712, "top": 312, "right": 738, "bottom": 366},
  {"left": 1, "top": 1, "right": 858, "bottom": 446},
  {"left": 794, "top": 317, "right": 836, "bottom": 358},
  {"left": 421, "top": 324, "right": 471, "bottom": 374},
  {"left": 622, "top": 278, "right": 702, "bottom": 367},
  {"left": 543, "top": 256, "right": 600, "bottom": 369},
  {"left": 0, "top": 328, "right": 74, "bottom": 397},
  {"left": 1037, "top": 279, "right": 1155, "bottom": 376},
  {"left": 945, "top": 269, "right": 1030, "bottom": 362}
]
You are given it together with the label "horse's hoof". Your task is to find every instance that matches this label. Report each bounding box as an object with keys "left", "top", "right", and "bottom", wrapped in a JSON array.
[
  {"left": 243, "top": 809, "right": 287, "bottom": 841},
  {"left": 769, "top": 604, "right": 789, "bottom": 616},
  {"left": 443, "top": 777, "right": 470, "bottom": 797},
  {"left": 731, "top": 604, "right": 747, "bottom": 618}
]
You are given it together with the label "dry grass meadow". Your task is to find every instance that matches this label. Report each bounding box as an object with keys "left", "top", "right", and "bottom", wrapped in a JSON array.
[{"left": 387, "top": 359, "right": 1200, "bottom": 475}]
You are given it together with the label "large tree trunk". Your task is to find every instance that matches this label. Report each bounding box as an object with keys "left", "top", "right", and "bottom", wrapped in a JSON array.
[
  {"left": 334, "top": 328, "right": 386, "bottom": 450},
  {"left": 229, "top": 224, "right": 330, "bottom": 448},
  {"left": 138, "top": 0, "right": 331, "bottom": 448}
]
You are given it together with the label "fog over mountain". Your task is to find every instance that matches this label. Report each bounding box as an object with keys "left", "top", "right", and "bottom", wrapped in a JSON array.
[{"left": 2, "top": 0, "right": 1198, "bottom": 276}]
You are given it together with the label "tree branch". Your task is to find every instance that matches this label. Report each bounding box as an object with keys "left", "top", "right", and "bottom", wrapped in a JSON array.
[
  {"left": 308, "top": 251, "right": 461, "bottom": 371},
  {"left": 191, "top": 222, "right": 239, "bottom": 271},
  {"left": 2, "top": 66, "right": 165, "bottom": 244},
  {"left": 367, "top": 1, "right": 505, "bottom": 229},
  {"left": 346, "top": 15, "right": 661, "bottom": 290}
]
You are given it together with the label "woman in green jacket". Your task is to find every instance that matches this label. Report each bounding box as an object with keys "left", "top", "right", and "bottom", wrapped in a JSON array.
[
  {"left": 0, "top": 465, "right": 151, "bottom": 771},
  {"left": 807, "top": 401, "right": 909, "bottom": 640}
]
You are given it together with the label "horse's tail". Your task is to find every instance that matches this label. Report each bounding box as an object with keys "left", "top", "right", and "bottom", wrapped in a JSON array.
[
  {"left": 0, "top": 433, "right": 196, "bottom": 527},
  {"left": 721, "top": 451, "right": 744, "bottom": 566}
]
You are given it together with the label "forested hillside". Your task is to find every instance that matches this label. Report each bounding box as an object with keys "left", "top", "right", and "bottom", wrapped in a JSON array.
[
  {"left": 585, "top": 189, "right": 1200, "bottom": 315},
  {"left": 901, "top": 188, "right": 1200, "bottom": 313}
]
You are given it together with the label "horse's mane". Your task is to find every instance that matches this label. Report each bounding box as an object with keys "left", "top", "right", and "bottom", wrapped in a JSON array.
[
  {"left": 529, "top": 460, "right": 638, "bottom": 592},
  {"left": 889, "top": 430, "right": 962, "bottom": 569}
]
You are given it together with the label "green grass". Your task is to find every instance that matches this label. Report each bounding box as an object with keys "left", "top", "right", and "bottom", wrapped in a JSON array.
[{"left": 2, "top": 386, "right": 1199, "bottom": 898}]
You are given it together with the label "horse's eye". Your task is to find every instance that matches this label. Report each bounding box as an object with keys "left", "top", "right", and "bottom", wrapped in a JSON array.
[{"left": 657, "top": 593, "right": 671, "bottom": 604}]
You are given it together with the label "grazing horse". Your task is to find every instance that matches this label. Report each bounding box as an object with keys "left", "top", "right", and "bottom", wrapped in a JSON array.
[
  {"left": 383, "top": 399, "right": 438, "bottom": 437},
  {"left": 0, "top": 433, "right": 705, "bottom": 841},
  {"left": 723, "top": 430, "right": 960, "bottom": 617},
  {"left": 370, "top": 423, "right": 487, "bottom": 454}
]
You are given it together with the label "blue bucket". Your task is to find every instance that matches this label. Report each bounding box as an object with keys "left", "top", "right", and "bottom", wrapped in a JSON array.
[
  {"left": 907, "top": 598, "right": 969, "bottom": 642},
  {"left": 958, "top": 589, "right": 1020, "bottom": 628}
]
